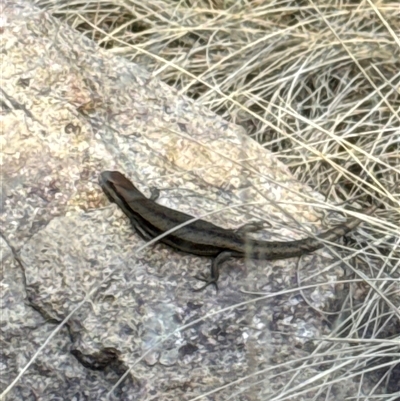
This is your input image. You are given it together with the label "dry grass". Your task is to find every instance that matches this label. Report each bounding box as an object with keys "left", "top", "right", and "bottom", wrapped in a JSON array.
[{"left": 26, "top": 0, "right": 400, "bottom": 399}]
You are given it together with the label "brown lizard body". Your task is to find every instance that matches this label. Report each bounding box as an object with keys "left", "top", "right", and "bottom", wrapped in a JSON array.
[{"left": 99, "top": 171, "right": 378, "bottom": 290}]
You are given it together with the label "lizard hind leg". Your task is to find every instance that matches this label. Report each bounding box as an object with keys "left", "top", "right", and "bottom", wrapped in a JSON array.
[
  {"left": 234, "top": 221, "right": 267, "bottom": 235},
  {"left": 192, "top": 251, "right": 233, "bottom": 292},
  {"left": 192, "top": 275, "right": 219, "bottom": 292}
]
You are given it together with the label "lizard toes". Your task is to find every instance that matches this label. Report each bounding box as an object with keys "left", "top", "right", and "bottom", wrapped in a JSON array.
[{"left": 192, "top": 275, "right": 218, "bottom": 292}]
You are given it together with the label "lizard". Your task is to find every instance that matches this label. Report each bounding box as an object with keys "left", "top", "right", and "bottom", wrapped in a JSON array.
[{"left": 99, "top": 170, "right": 379, "bottom": 291}]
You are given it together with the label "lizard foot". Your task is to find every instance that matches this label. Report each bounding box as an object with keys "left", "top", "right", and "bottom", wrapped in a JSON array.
[{"left": 192, "top": 275, "right": 219, "bottom": 292}]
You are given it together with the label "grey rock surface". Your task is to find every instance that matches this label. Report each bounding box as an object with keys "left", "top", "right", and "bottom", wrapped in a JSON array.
[{"left": 1, "top": 2, "right": 369, "bottom": 400}]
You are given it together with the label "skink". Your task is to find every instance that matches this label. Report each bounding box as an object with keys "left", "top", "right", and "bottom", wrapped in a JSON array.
[{"left": 99, "top": 170, "right": 377, "bottom": 291}]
